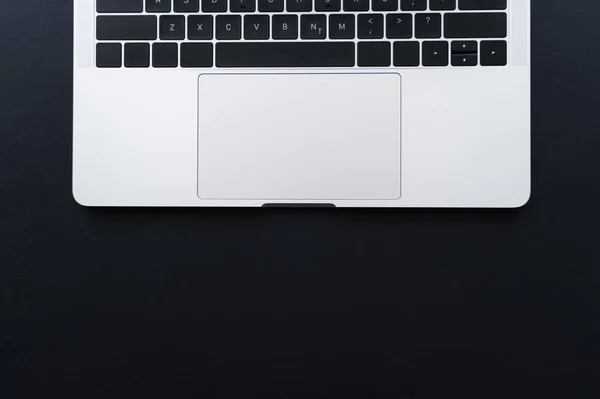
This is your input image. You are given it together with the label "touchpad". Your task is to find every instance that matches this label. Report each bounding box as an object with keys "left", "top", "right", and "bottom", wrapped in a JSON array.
[{"left": 198, "top": 73, "right": 401, "bottom": 201}]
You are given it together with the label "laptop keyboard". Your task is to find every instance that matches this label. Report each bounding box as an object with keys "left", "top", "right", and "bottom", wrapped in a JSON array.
[{"left": 95, "top": 0, "right": 508, "bottom": 68}]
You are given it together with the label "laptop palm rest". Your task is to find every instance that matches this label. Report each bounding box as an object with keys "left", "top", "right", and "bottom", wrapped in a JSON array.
[{"left": 197, "top": 73, "right": 401, "bottom": 201}]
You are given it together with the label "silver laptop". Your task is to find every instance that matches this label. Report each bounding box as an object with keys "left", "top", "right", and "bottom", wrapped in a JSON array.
[{"left": 73, "top": 0, "right": 530, "bottom": 207}]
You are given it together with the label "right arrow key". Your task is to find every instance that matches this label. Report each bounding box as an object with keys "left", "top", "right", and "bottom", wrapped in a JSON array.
[{"left": 481, "top": 40, "right": 508, "bottom": 66}]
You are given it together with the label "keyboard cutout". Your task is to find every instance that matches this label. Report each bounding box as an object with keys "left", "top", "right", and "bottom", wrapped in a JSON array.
[{"left": 197, "top": 73, "right": 402, "bottom": 201}]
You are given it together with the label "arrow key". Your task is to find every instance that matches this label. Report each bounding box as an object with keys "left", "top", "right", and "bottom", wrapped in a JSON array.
[
  {"left": 481, "top": 40, "right": 507, "bottom": 66},
  {"left": 451, "top": 40, "right": 477, "bottom": 55},
  {"left": 422, "top": 41, "right": 448, "bottom": 67},
  {"left": 451, "top": 54, "right": 477, "bottom": 66}
]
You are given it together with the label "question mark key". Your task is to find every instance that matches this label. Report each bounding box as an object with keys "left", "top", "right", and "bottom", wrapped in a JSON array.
[{"left": 415, "top": 13, "right": 442, "bottom": 39}]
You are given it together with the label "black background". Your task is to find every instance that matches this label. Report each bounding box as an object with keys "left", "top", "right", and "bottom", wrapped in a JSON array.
[{"left": 1, "top": 1, "right": 599, "bottom": 398}]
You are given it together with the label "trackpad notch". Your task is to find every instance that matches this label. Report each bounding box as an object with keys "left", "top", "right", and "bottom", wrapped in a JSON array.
[{"left": 198, "top": 73, "right": 401, "bottom": 200}]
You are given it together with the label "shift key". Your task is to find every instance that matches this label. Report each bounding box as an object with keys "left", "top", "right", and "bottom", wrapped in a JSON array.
[
  {"left": 96, "top": 16, "right": 157, "bottom": 40},
  {"left": 444, "top": 13, "right": 506, "bottom": 38}
]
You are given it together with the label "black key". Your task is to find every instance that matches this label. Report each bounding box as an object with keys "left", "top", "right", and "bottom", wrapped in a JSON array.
[
  {"left": 386, "top": 14, "right": 412, "bottom": 39},
  {"left": 422, "top": 41, "right": 448, "bottom": 66},
  {"left": 451, "top": 40, "right": 478, "bottom": 67},
  {"left": 96, "top": 43, "right": 122, "bottom": 68},
  {"left": 451, "top": 40, "right": 477, "bottom": 54},
  {"left": 174, "top": 0, "right": 200, "bottom": 12},
  {"left": 181, "top": 43, "right": 213, "bottom": 67},
  {"left": 357, "top": 42, "right": 390, "bottom": 67},
  {"left": 245, "top": 15, "right": 270, "bottom": 39},
  {"left": 272, "top": 15, "right": 298, "bottom": 39},
  {"left": 480, "top": 40, "right": 507, "bottom": 66},
  {"left": 97, "top": 0, "right": 143, "bottom": 13},
  {"left": 429, "top": 0, "right": 455, "bottom": 10},
  {"left": 415, "top": 13, "right": 441, "bottom": 39},
  {"left": 316, "top": 0, "right": 341, "bottom": 12},
  {"left": 393, "top": 41, "right": 419, "bottom": 66},
  {"left": 258, "top": 0, "right": 284, "bottom": 12},
  {"left": 188, "top": 15, "right": 213, "bottom": 40},
  {"left": 216, "top": 42, "right": 355, "bottom": 67},
  {"left": 216, "top": 15, "right": 242, "bottom": 40},
  {"left": 287, "top": 0, "right": 312, "bottom": 12},
  {"left": 160, "top": 16, "right": 185, "bottom": 40},
  {"left": 329, "top": 15, "right": 355, "bottom": 39},
  {"left": 451, "top": 54, "right": 476, "bottom": 66},
  {"left": 301, "top": 15, "right": 326, "bottom": 39},
  {"left": 400, "top": 0, "right": 426, "bottom": 11},
  {"left": 152, "top": 43, "right": 179, "bottom": 67},
  {"left": 202, "top": 0, "right": 227, "bottom": 12},
  {"left": 444, "top": 13, "right": 507, "bottom": 38},
  {"left": 231, "top": 0, "right": 256, "bottom": 12},
  {"left": 372, "top": 0, "right": 398, "bottom": 11},
  {"left": 358, "top": 14, "right": 383, "bottom": 40},
  {"left": 146, "top": 0, "right": 171, "bottom": 12},
  {"left": 96, "top": 16, "right": 157, "bottom": 41},
  {"left": 343, "top": 0, "right": 369, "bottom": 11},
  {"left": 124, "top": 43, "right": 150, "bottom": 67},
  {"left": 459, "top": 0, "right": 506, "bottom": 10}
]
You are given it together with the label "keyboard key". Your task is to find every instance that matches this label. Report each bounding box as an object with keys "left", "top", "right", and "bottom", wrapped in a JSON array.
[
  {"left": 480, "top": 40, "right": 507, "bottom": 66},
  {"left": 429, "top": 0, "right": 455, "bottom": 10},
  {"left": 393, "top": 41, "right": 419, "bottom": 66},
  {"left": 245, "top": 15, "right": 270, "bottom": 39},
  {"left": 343, "top": 0, "right": 369, "bottom": 12},
  {"left": 451, "top": 40, "right": 477, "bottom": 54},
  {"left": 124, "top": 43, "right": 150, "bottom": 67},
  {"left": 451, "top": 54, "right": 477, "bottom": 66},
  {"left": 258, "top": 0, "right": 284, "bottom": 12},
  {"left": 181, "top": 43, "right": 213, "bottom": 67},
  {"left": 301, "top": 15, "right": 327, "bottom": 39},
  {"left": 372, "top": 0, "right": 398, "bottom": 11},
  {"left": 400, "top": 0, "right": 426, "bottom": 11},
  {"left": 272, "top": 15, "right": 298, "bottom": 39},
  {"left": 96, "top": 16, "right": 157, "bottom": 41},
  {"left": 216, "top": 15, "right": 242, "bottom": 40},
  {"left": 358, "top": 14, "right": 384, "bottom": 40},
  {"left": 160, "top": 15, "right": 185, "bottom": 40},
  {"left": 329, "top": 15, "right": 355, "bottom": 39},
  {"left": 152, "top": 43, "right": 178, "bottom": 67},
  {"left": 287, "top": 0, "right": 312, "bottom": 12},
  {"left": 202, "top": 0, "right": 228, "bottom": 12},
  {"left": 216, "top": 42, "right": 355, "bottom": 67},
  {"left": 459, "top": 0, "right": 506, "bottom": 10},
  {"left": 357, "top": 42, "right": 391, "bottom": 67},
  {"left": 415, "top": 13, "right": 441, "bottom": 39},
  {"left": 96, "top": 43, "right": 122, "bottom": 68},
  {"left": 97, "top": 0, "right": 143, "bottom": 13},
  {"left": 316, "top": 0, "right": 341, "bottom": 12},
  {"left": 188, "top": 16, "right": 213, "bottom": 40},
  {"left": 422, "top": 41, "right": 448, "bottom": 66},
  {"left": 231, "top": 0, "right": 256, "bottom": 12},
  {"left": 386, "top": 14, "right": 412, "bottom": 39},
  {"left": 444, "top": 13, "right": 507, "bottom": 38},
  {"left": 146, "top": 0, "right": 171, "bottom": 12},
  {"left": 174, "top": 0, "right": 200, "bottom": 12}
]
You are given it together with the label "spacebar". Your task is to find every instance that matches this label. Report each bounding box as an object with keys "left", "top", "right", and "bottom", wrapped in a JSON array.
[{"left": 216, "top": 42, "right": 356, "bottom": 68}]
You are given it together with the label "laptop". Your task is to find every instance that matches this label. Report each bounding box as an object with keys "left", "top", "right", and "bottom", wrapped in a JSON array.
[{"left": 73, "top": 0, "right": 530, "bottom": 207}]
